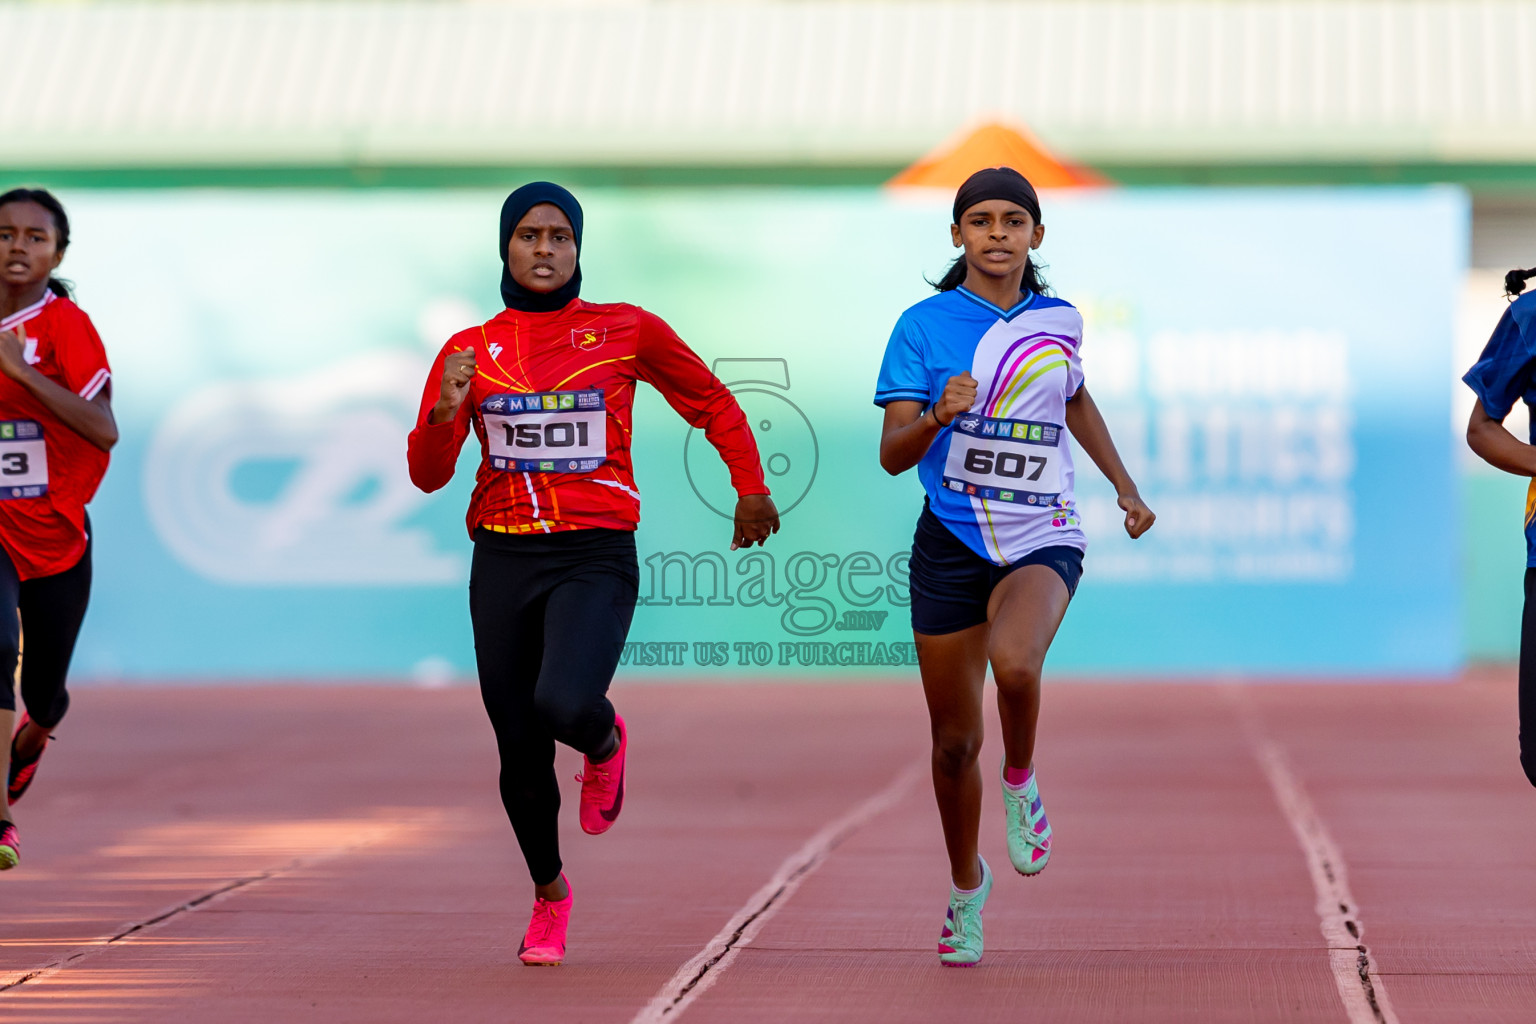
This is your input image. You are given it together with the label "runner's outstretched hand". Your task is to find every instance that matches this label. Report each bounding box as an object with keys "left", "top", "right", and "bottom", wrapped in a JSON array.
[
  {"left": 732, "top": 493, "right": 780, "bottom": 550},
  {"left": 1119, "top": 491, "right": 1156, "bottom": 539},
  {"left": 933, "top": 372, "right": 978, "bottom": 426},
  {"left": 431, "top": 346, "right": 476, "bottom": 424}
]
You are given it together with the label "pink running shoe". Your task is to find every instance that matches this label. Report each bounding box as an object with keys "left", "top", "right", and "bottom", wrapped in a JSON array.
[
  {"left": 0, "top": 820, "right": 18, "bottom": 871},
  {"left": 8, "top": 713, "right": 49, "bottom": 805},
  {"left": 576, "top": 714, "right": 626, "bottom": 836},
  {"left": 518, "top": 875, "right": 573, "bottom": 966}
]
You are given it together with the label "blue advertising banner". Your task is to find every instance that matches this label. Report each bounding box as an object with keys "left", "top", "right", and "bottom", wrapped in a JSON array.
[{"left": 58, "top": 187, "right": 1464, "bottom": 679}]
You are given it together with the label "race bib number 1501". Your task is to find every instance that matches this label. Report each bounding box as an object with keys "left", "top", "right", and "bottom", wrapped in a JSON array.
[
  {"left": 481, "top": 389, "right": 607, "bottom": 474},
  {"left": 0, "top": 419, "right": 47, "bottom": 499},
  {"left": 942, "top": 414, "right": 1062, "bottom": 506}
]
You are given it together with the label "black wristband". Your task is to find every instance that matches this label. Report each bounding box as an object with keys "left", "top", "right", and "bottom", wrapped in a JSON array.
[{"left": 930, "top": 405, "right": 951, "bottom": 428}]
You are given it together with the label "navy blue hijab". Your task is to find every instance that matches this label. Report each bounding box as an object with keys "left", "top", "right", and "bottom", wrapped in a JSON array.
[{"left": 499, "top": 182, "right": 584, "bottom": 312}]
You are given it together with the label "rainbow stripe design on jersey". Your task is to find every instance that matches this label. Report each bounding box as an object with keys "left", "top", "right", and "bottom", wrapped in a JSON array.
[
  {"left": 985, "top": 333, "right": 1078, "bottom": 417},
  {"left": 875, "top": 287, "right": 1088, "bottom": 567}
]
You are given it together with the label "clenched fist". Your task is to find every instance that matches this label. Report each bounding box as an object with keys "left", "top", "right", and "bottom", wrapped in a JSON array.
[
  {"left": 430, "top": 347, "right": 476, "bottom": 424},
  {"left": 932, "top": 372, "right": 978, "bottom": 427},
  {"left": 0, "top": 324, "right": 31, "bottom": 382},
  {"left": 1118, "top": 491, "right": 1156, "bottom": 539}
]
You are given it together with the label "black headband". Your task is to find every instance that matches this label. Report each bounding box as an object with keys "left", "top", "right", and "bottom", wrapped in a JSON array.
[{"left": 952, "top": 167, "right": 1042, "bottom": 226}]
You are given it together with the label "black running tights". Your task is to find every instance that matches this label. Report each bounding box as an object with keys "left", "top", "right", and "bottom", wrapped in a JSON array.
[
  {"left": 0, "top": 530, "right": 92, "bottom": 729},
  {"left": 469, "top": 527, "right": 638, "bottom": 886},
  {"left": 1520, "top": 569, "right": 1536, "bottom": 786}
]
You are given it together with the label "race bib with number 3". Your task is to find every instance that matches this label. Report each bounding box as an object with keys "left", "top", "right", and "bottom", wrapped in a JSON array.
[
  {"left": 941, "top": 414, "right": 1062, "bottom": 506},
  {"left": 481, "top": 389, "right": 607, "bottom": 474},
  {"left": 0, "top": 420, "right": 47, "bottom": 499}
]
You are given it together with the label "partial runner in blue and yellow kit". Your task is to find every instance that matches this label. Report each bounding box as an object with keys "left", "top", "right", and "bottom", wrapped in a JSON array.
[{"left": 1463, "top": 263, "right": 1536, "bottom": 786}]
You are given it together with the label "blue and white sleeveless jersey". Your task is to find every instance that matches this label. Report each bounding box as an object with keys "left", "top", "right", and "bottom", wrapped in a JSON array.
[{"left": 875, "top": 287, "right": 1087, "bottom": 566}]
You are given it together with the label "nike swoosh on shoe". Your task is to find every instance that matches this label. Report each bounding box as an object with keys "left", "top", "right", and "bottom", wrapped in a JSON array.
[{"left": 599, "top": 778, "right": 624, "bottom": 821}]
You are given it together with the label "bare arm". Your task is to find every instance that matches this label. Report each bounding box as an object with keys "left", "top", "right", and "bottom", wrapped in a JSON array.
[
  {"left": 1466, "top": 399, "right": 1536, "bottom": 476},
  {"left": 880, "top": 401, "right": 941, "bottom": 475},
  {"left": 0, "top": 327, "right": 115, "bottom": 451},
  {"left": 1063, "top": 386, "right": 1155, "bottom": 539},
  {"left": 879, "top": 373, "right": 977, "bottom": 475}
]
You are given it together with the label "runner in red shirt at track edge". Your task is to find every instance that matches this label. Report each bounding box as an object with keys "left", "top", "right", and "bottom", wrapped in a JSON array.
[{"left": 0, "top": 189, "right": 119, "bottom": 872}]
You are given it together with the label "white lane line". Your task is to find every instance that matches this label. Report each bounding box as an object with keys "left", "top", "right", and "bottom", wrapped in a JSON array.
[
  {"left": 1229, "top": 687, "right": 1401, "bottom": 1024},
  {"left": 0, "top": 816, "right": 432, "bottom": 994},
  {"left": 0, "top": 864, "right": 299, "bottom": 992},
  {"left": 631, "top": 761, "right": 924, "bottom": 1024}
]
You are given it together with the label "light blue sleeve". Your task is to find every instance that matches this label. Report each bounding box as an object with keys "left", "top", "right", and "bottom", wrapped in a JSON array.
[{"left": 873, "top": 313, "right": 931, "bottom": 408}]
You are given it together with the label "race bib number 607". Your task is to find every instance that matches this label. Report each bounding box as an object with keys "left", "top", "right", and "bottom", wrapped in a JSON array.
[
  {"left": 481, "top": 389, "right": 607, "bottom": 474},
  {"left": 942, "top": 414, "right": 1062, "bottom": 506},
  {"left": 0, "top": 419, "right": 47, "bottom": 499}
]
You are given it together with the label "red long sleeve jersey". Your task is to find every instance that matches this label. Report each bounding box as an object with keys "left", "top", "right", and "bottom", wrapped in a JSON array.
[
  {"left": 408, "top": 301, "right": 769, "bottom": 536},
  {"left": 0, "top": 293, "right": 111, "bottom": 580}
]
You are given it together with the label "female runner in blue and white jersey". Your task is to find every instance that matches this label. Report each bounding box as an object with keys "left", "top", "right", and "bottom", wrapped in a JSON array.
[{"left": 875, "top": 167, "right": 1155, "bottom": 966}]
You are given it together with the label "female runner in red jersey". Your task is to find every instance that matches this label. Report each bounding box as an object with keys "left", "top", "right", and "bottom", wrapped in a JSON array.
[
  {"left": 0, "top": 189, "right": 118, "bottom": 870},
  {"left": 408, "top": 183, "right": 778, "bottom": 966}
]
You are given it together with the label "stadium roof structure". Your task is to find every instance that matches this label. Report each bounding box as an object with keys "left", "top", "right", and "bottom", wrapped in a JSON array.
[{"left": 2, "top": 0, "right": 1535, "bottom": 188}]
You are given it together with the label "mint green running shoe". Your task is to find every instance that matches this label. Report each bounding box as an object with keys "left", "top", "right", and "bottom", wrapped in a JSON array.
[
  {"left": 1001, "top": 761, "right": 1052, "bottom": 876},
  {"left": 937, "top": 855, "right": 992, "bottom": 966}
]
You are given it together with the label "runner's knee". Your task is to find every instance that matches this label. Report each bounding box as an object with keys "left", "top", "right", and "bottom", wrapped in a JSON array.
[
  {"left": 989, "top": 650, "right": 1043, "bottom": 696},
  {"left": 532, "top": 687, "right": 584, "bottom": 738},
  {"left": 931, "top": 728, "right": 982, "bottom": 776},
  {"left": 533, "top": 687, "right": 609, "bottom": 750}
]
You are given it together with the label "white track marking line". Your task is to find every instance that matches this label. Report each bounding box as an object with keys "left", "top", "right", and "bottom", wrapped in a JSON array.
[
  {"left": 1228, "top": 687, "right": 1401, "bottom": 1024},
  {"left": 0, "top": 816, "right": 434, "bottom": 994},
  {"left": 631, "top": 761, "right": 924, "bottom": 1024}
]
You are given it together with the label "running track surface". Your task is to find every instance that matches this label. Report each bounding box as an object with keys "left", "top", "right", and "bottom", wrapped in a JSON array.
[{"left": 1, "top": 673, "right": 1534, "bottom": 1023}]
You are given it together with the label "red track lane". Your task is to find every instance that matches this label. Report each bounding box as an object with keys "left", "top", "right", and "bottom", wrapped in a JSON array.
[
  {"left": 0, "top": 675, "right": 1531, "bottom": 1023},
  {"left": 1244, "top": 672, "right": 1536, "bottom": 1024}
]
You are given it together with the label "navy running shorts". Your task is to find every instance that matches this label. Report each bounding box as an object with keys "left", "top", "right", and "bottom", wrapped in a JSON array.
[{"left": 908, "top": 502, "right": 1083, "bottom": 636}]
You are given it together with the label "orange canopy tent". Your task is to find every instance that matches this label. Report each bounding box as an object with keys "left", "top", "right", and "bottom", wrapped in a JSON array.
[{"left": 888, "top": 121, "right": 1107, "bottom": 190}]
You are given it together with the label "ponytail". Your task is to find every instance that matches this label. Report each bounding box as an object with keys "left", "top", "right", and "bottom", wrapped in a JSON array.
[
  {"left": 930, "top": 255, "right": 969, "bottom": 292},
  {"left": 928, "top": 254, "right": 1052, "bottom": 297},
  {"left": 1506, "top": 266, "right": 1536, "bottom": 299},
  {"left": 0, "top": 187, "right": 72, "bottom": 298}
]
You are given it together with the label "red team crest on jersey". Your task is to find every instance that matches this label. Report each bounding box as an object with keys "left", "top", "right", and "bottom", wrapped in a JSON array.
[{"left": 571, "top": 327, "right": 606, "bottom": 351}]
